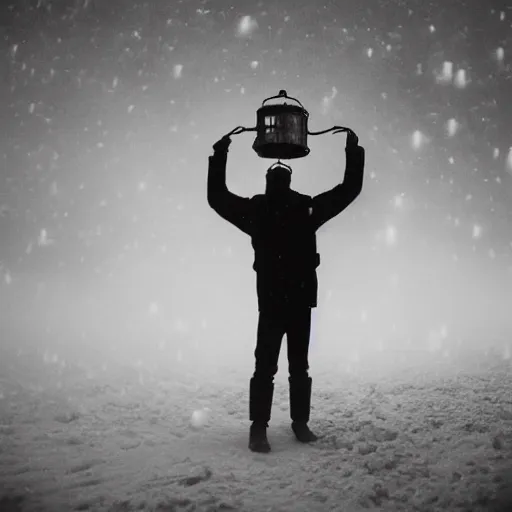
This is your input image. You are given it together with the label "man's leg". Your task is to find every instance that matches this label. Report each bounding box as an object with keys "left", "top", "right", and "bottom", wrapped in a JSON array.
[
  {"left": 286, "top": 305, "right": 318, "bottom": 443},
  {"left": 249, "top": 306, "right": 286, "bottom": 453}
]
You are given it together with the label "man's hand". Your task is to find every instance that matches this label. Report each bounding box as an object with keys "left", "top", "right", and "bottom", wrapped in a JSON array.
[
  {"left": 344, "top": 129, "right": 364, "bottom": 176},
  {"left": 345, "top": 129, "right": 359, "bottom": 149},
  {"left": 213, "top": 135, "right": 232, "bottom": 153}
]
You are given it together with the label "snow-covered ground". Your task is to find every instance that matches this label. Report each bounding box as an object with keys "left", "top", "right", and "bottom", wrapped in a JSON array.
[{"left": 1, "top": 337, "right": 512, "bottom": 512}]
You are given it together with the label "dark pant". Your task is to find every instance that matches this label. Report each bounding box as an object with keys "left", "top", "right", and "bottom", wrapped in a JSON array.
[
  {"left": 253, "top": 305, "right": 312, "bottom": 382},
  {"left": 250, "top": 305, "right": 313, "bottom": 425}
]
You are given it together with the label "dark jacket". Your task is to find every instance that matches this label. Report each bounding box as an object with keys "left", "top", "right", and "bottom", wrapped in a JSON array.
[{"left": 207, "top": 146, "right": 365, "bottom": 310}]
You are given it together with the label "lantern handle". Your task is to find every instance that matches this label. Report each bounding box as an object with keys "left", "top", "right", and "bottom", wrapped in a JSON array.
[
  {"left": 226, "top": 125, "right": 352, "bottom": 137},
  {"left": 223, "top": 125, "right": 257, "bottom": 138},
  {"left": 308, "top": 125, "right": 351, "bottom": 136},
  {"left": 261, "top": 89, "right": 307, "bottom": 110}
]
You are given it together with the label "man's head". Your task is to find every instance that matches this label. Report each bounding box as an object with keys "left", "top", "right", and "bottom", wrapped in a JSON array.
[{"left": 265, "top": 164, "right": 292, "bottom": 196}]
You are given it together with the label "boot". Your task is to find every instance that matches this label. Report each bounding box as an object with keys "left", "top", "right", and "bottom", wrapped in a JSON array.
[
  {"left": 291, "top": 421, "right": 318, "bottom": 443},
  {"left": 249, "top": 421, "right": 271, "bottom": 453},
  {"left": 289, "top": 376, "right": 318, "bottom": 443},
  {"left": 249, "top": 377, "right": 274, "bottom": 453}
]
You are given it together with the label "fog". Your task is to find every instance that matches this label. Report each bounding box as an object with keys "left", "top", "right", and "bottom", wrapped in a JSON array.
[{"left": 1, "top": 1, "right": 512, "bottom": 510}]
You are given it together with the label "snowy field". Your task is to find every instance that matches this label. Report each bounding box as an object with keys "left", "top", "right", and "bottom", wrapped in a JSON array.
[
  {"left": 1, "top": 334, "right": 512, "bottom": 512},
  {"left": 2, "top": 1, "right": 512, "bottom": 510}
]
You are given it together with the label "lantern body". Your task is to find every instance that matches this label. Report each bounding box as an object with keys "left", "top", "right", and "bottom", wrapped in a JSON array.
[{"left": 252, "top": 104, "right": 310, "bottom": 159}]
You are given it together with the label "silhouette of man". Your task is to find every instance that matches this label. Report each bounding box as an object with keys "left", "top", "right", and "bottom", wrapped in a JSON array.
[{"left": 207, "top": 130, "right": 365, "bottom": 453}]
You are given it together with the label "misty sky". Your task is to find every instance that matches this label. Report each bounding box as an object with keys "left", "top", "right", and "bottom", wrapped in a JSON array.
[{"left": 1, "top": 0, "right": 511, "bottom": 357}]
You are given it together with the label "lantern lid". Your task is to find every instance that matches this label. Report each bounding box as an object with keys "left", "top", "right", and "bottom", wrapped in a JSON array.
[
  {"left": 256, "top": 103, "right": 306, "bottom": 117},
  {"left": 260, "top": 90, "right": 309, "bottom": 116}
]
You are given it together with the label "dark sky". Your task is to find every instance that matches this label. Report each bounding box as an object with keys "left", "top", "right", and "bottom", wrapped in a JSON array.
[{"left": 1, "top": 0, "right": 511, "bottom": 353}]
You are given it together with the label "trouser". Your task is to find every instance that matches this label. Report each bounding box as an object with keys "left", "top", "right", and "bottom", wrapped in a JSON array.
[{"left": 250, "top": 304, "right": 313, "bottom": 425}]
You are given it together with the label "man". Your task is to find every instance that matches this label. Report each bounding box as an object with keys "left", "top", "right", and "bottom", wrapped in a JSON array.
[{"left": 207, "top": 130, "right": 365, "bottom": 453}]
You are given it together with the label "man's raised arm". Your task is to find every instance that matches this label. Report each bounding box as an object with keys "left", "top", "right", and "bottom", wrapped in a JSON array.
[
  {"left": 207, "top": 136, "right": 253, "bottom": 235},
  {"left": 311, "top": 132, "right": 365, "bottom": 231}
]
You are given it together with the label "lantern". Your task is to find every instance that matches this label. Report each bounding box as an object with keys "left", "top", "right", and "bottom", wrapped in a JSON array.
[
  {"left": 224, "top": 90, "right": 352, "bottom": 163},
  {"left": 251, "top": 90, "right": 310, "bottom": 160}
]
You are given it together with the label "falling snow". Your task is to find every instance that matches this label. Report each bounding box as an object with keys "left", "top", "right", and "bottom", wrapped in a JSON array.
[
  {"left": 0, "top": 1, "right": 512, "bottom": 509},
  {"left": 446, "top": 118, "right": 459, "bottom": 137},
  {"left": 236, "top": 15, "right": 259, "bottom": 38}
]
